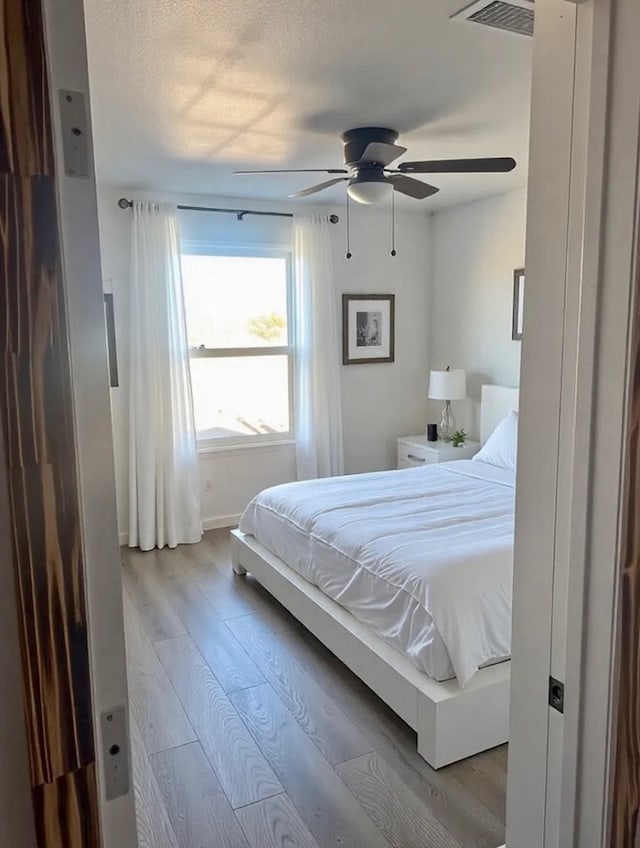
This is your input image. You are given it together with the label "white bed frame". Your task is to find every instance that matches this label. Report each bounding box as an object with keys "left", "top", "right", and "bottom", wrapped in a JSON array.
[{"left": 231, "top": 384, "right": 519, "bottom": 768}]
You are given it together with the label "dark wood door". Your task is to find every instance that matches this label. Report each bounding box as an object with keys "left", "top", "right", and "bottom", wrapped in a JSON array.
[{"left": 1, "top": 0, "right": 101, "bottom": 844}]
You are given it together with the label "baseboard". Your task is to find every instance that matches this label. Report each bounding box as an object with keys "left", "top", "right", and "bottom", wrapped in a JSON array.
[
  {"left": 202, "top": 514, "right": 242, "bottom": 531},
  {"left": 118, "top": 514, "right": 241, "bottom": 546}
]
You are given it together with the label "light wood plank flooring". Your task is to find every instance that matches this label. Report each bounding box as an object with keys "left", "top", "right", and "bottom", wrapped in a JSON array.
[{"left": 123, "top": 529, "right": 507, "bottom": 848}]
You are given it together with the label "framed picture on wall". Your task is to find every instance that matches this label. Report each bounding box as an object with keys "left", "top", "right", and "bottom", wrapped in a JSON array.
[
  {"left": 342, "top": 293, "right": 395, "bottom": 365},
  {"left": 512, "top": 268, "right": 525, "bottom": 341}
]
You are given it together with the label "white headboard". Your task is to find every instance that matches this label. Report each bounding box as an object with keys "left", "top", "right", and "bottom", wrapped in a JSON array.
[{"left": 480, "top": 385, "right": 519, "bottom": 444}]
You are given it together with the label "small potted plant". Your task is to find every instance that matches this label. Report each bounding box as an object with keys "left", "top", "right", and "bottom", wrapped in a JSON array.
[{"left": 451, "top": 428, "right": 467, "bottom": 447}]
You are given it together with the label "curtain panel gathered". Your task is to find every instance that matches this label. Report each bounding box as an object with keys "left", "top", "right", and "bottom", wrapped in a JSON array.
[
  {"left": 293, "top": 215, "right": 344, "bottom": 480},
  {"left": 128, "top": 202, "right": 202, "bottom": 550}
]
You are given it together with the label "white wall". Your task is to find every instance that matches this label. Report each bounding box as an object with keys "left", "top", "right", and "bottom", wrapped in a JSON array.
[
  {"left": 96, "top": 186, "right": 431, "bottom": 536},
  {"left": 428, "top": 188, "right": 526, "bottom": 438}
]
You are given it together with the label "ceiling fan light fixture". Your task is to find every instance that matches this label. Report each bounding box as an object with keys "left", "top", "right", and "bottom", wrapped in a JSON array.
[
  {"left": 347, "top": 179, "right": 393, "bottom": 205},
  {"left": 233, "top": 127, "right": 516, "bottom": 203}
]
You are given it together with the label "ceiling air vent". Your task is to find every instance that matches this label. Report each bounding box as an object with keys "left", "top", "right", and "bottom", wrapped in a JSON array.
[{"left": 451, "top": 0, "right": 534, "bottom": 37}]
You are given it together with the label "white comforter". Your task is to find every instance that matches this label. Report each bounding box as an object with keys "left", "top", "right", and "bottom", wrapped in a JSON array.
[{"left": 239, "top": 460, "right": 515, "bottom": 686}]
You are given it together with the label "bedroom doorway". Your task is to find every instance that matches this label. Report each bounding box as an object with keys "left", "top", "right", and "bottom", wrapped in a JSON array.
[{"left": 4, "top": 0, "right": 640, "bottom": 846}]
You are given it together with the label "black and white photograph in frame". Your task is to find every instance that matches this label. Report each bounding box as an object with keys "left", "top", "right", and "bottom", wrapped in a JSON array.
[
  {"left": 512, "top": 268, "right": 525, "bottom": 341},
  {"left": 342, "top": 293, "right": 395, "bottom": 364}
]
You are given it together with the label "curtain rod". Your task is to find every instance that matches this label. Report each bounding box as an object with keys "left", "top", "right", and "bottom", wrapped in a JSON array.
[{"left": 117, "top": 197, "right": 339, "bottom": 224}]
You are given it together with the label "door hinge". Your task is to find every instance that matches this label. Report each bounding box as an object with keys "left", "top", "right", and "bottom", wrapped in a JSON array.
[{"left": 549, "top": 676, "right": 565, "bottom": 713}]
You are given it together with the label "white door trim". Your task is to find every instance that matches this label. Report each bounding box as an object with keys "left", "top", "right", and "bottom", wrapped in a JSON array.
[
  {"left": 506, "top": 1, "right": 580, "bottom": 844},
  {"left": 561, "top": 0, "right": 640, "bottom": 842},
  {"left": 545, "top": 1, "right": 612, "bottom": 845},
  {"left": 42, "top": 0, "right": 138, "bottom": 844},
  {"left": 508, "top": 0, "right": 640, "bottom": 846}
]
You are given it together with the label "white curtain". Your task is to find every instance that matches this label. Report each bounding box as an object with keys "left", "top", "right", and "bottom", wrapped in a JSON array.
[
  {"left": 128, "top": 202, "right": 202, "bottom": 550},
  {"left": 293, "top": 215, "right": 344, "bottom": 480}
]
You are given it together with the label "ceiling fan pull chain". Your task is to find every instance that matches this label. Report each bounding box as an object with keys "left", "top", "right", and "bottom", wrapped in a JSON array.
[
  {"left": 391, "top": 190, "right": 397, "bottom": 257},
  {"left": 346, "top": 193, "right": 352, "bottom": 259}
]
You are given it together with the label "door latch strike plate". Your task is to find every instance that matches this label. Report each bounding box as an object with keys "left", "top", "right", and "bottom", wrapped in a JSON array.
[
  {"left": 549, "top": 676, "right": 565, "bottom": 714},
  {"left": 59, "top": 90, "right": 90, "bottom": 178},
  {"left": 100, "top": 706, "right": 130, "bottom": 801}
]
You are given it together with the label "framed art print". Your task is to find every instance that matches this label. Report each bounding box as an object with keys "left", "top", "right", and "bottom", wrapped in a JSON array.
[
  {"left": 342, "top": 293, "right": 395, "bottom": 365},
  {"left": 512, "top": 268, "right": 525, "bottom": 341}
]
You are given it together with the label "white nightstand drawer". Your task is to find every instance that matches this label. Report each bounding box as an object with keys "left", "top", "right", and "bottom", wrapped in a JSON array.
[
  {"left": 397, "top": 443, "right": 438, "bottom": 467},
  {"left": 398, "top": 458, "right": 430, "bottom": 469},
  {"left": 396, "top": 436, "right": 481, "bottom": 469}
]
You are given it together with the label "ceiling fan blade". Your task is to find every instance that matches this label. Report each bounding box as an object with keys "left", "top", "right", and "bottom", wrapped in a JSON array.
[
  {"left": 397, "top": 157, "right": 516, "bottom": 174},
  {"left": 288, "top": 177, "right": 349, "bottom": 198},
  {"left": 388, "top": 175, "right": 440, "bottom": 200},
  {"left": 234, "top": 168, "right": 348, "bottom": 175},
  {"left": 360, "top": 141, "right": 407, "bottom": 167}
]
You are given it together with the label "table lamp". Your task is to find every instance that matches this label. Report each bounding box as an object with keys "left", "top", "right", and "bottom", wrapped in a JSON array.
[{"left": 428, "top": 367, "right": 467, "bottom": 441}]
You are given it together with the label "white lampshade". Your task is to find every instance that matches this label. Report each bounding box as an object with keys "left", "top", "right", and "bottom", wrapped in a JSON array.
[
  {"left": 347, "top": 180, "right": 393, "bottom": 205},
  {"left": 428, "top": 369, "right": 467, "bottom": 401}
]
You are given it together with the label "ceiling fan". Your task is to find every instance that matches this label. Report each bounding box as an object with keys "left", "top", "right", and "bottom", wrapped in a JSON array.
[{"left": 234, "top": 127, "right": 516, "bottom": 205}]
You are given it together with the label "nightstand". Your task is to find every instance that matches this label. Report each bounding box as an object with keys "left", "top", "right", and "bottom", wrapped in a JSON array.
[{"left": 397, "top": 435, "right": 481, "bottom": 469}]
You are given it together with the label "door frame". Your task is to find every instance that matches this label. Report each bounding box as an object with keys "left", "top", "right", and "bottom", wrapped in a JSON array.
[
  {"left": 42, "top": 0, "right": 137, "bottom": 844},
  {"left": 506, "top": 2, "right": 584, "bottom": 845},
  {"left": 559, "top": 0, "right": 640, "bottom": 842},
  {"left": 508, "top": 0, "right": 640, "bottom": 845}
]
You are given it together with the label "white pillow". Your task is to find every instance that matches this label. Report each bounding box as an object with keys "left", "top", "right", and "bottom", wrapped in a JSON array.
[{"left": 473, "top": 409, "right": 519, "bottom": 471}]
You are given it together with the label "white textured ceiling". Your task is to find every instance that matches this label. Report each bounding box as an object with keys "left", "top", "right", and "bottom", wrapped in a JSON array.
[{"left": 83, "top": 0, "right": 532, "bottom": 210}]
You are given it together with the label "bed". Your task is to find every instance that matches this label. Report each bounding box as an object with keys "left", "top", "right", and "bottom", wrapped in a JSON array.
[{"left": 231, "top": 385, "right": 519, "bottom": 768}]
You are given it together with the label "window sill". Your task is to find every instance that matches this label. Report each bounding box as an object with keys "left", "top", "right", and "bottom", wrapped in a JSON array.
[{"left": 197, "top": 438, "right": 296, "bottom": 456}]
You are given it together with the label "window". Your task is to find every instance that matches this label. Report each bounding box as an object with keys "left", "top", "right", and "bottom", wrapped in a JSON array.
[{"left": 181, "top": 247, "right": 293, "bottom": 447}]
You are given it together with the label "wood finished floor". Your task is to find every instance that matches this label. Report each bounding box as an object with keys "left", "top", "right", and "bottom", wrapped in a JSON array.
[{"left": 123, "top": 529, "right": 507, "bottom": 848}]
